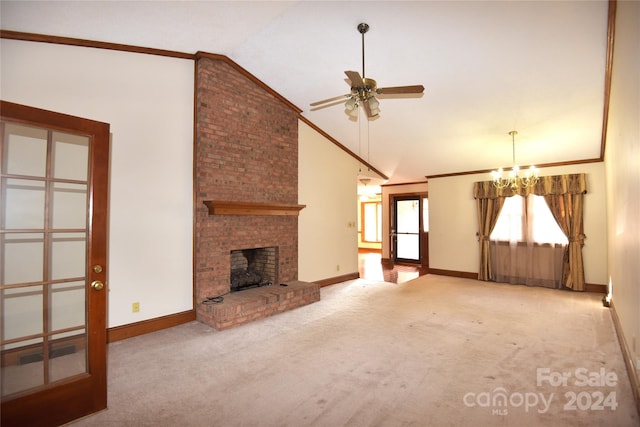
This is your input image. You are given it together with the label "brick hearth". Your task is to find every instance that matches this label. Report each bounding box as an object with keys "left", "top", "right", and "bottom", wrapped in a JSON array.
[
  {"left": 199, "top": 281, "right": 320, "bottom": 330},
  {"left": 194, "top": 53, "right": 318, "bottom": 330}
]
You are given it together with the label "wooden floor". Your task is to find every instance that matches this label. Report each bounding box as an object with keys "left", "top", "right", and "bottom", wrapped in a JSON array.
[{"left": 357, "top": 250, "right": 423, "bottom": 284}]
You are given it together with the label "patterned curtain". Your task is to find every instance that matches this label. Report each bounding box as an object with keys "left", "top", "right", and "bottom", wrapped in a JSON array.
[
  {"left": 476, "top": 197, "right": 505, "bottom": 281},
  {"left": 544, "top": 192, "right": 586, "bottom": 290},
  {"left": 473, "top": 174, "right": 587, "bottom": 290}
]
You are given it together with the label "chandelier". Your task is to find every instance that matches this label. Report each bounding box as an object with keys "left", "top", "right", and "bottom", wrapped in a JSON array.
[{"left": 491, "top": 131, "right": 539, "bottom": 189}]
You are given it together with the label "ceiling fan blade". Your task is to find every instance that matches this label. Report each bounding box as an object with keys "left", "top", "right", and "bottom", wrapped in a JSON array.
[
  {"left": 344, "top": 70, "right": 364, "bottom": 88},
  {"left": 376, "top": 85, "right": 425, "bottom": 95},
  {"left": 310, "top": 99, "right": 348, "bottom": 111},
  {"left": 310, "top": 94, "right": 350, "bottom": 107}
]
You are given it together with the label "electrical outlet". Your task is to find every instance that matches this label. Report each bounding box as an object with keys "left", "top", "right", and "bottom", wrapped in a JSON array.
[
  {"left": 132, "top": 302, "right": 140, "bottom": 313},
  {"left": 336, "top": 264, "right": 340, "bottom": 271}
]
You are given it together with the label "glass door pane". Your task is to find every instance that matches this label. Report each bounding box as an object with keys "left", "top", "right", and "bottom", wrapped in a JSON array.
[
  {"left": 1, "top": 122, "right": 90, "bottom": 399},
  {"left": 394, "top": 197, "right": 421, "bottom": 262}
]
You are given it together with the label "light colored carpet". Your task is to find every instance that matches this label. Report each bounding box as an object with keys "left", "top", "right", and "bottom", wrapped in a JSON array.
[{"left": 70, "top": 275, "right": 639, "bottom": 426}]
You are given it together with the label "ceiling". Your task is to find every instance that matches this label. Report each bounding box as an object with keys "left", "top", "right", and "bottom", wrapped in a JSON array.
[{"left": 1, "top": 1, "right": 610, "bottom": 185}]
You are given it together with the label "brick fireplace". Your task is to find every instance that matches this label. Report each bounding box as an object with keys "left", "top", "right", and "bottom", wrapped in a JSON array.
[{"left": 194, "top": 53, "right": 319, "bottom": 330}]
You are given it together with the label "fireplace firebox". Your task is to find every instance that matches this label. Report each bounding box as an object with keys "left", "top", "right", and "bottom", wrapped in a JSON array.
[{"left": 230, "top": 247, "right": 278, "bottom": 292}]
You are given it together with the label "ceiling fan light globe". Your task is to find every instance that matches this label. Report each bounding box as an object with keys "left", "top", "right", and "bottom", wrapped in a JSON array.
[
  {"left": 345, "top": 97, "right": 357, "bottom": 110},
  {"left": 368, "top": 96, "right": 379, "bottom": 109}
]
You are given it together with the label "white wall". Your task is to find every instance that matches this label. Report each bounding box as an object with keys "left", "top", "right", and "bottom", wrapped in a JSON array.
[
  {"left": 1, "top": 39, "right": 194, "bottom": 327},
  {"left": 605, "top": 0, "right": 640, "bottom": 376},
  {"left": 298, "top": 121, "right": 362, "bottom": 281},
  {"left": 428, "top": 162, "right": 608, "bottom": 286}
]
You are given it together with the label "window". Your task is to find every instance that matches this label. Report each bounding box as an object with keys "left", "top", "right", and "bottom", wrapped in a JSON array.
[
  {"left": 491, "top": 195, "right": 523, "bottom": 242},
  {"left": 362, "top": 201, "right": 382, "bottom": 242},
  {"left": 491, "top": 194, "right": 567, "bottom": 244},
  {"left": 422, "top": 197, "right": 429, "bottom": 232},
  {"left": 529, "top": 196, "right": 567, "bottom": 244}
]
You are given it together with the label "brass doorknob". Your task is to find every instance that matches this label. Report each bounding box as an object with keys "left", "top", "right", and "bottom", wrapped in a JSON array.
[{"left": 91, "top": 280, "right": 104, "bottom": 291}]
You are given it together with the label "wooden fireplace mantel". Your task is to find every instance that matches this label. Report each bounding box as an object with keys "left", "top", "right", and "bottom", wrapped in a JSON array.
[{"left": 203, "top": 200, "right": 306, "bottom": 216}]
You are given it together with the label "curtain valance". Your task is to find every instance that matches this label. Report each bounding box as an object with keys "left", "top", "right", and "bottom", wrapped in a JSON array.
[{"left": 473, "top": 173, "right": 587, "bottom": 199}]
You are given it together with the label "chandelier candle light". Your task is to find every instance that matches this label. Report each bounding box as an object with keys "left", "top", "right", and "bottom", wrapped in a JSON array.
[{"left": 491, "top": 131, "right": 539, "bottom": 189}]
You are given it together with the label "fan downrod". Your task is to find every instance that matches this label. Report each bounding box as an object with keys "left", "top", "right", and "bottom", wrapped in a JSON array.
[{"left": 357, "top": 23, "right": 370, "bottom": 78}]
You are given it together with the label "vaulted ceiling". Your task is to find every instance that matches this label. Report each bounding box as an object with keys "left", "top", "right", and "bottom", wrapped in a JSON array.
[{"left": 1, "top": 1, "right": 610, "bottom": 184}]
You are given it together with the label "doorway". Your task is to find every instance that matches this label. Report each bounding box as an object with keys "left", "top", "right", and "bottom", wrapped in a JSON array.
[
  {"left": 1, "top": 101, "right": 110, "bottom": 427},
  {"left": 391, "top": 194, "right": 428, "bottom": 271}
]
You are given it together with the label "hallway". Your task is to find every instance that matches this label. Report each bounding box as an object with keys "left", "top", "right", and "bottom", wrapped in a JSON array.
[{"left": 358, "top": 250, "right": 422, "bottom": 284}]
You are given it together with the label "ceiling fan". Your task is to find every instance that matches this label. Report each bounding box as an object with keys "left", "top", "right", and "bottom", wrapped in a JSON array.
[{"left": 311, "top": 22, "right": 425, "bottom": 118}]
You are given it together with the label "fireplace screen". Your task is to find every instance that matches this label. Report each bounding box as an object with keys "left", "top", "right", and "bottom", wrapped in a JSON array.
[{"left": 229, "top": 247, "right": 278, "bottom": 292}]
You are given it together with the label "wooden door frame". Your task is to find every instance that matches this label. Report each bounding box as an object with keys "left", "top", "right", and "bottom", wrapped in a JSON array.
[{"left": 1, "top": 100, "right": 110, "bottom": 427}]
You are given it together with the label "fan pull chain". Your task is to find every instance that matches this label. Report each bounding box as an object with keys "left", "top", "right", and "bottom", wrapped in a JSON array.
[
  {"left": 358, "top": 108, "right": 361, "bottom": 157},
  {"left": 367, "top": 119, "right": 370, "bottom": 164}
]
